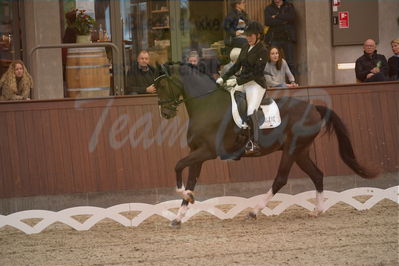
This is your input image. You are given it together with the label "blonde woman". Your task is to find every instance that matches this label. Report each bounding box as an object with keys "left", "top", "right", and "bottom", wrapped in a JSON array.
[{"left": 0, "top": 60, "right": 33, "bottom": 100}]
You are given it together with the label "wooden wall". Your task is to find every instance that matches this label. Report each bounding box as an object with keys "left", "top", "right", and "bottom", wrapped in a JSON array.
[
  {"left": 245, "top": 0, "right": 271, "bottom": 23},
  {"left": 225, "top": 0, "right": 271, "bottom": 23},
  {"left": 0, "top": 82, "right": 398, "bottom": 198}
]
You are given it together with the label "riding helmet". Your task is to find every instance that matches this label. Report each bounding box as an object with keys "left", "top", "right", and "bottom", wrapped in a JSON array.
[{"left": 244, "top": 21, "right": 264, "bottom": 36}]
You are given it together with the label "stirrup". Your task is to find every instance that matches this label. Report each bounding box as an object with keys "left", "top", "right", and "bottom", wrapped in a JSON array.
[{"left": 245, "top": 140, "right": 261, "bottom": 155}]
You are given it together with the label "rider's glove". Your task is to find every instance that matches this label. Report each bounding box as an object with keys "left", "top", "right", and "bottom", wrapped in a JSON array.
[
  {"left": 216, "top": 77, "right": 224, "bottom": 86},
  {"left": 226, "top": 79, "right": 237, "bottom": 87}
]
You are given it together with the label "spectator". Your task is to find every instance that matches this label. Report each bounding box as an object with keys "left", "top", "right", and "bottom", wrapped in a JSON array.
[
  {"left": 223, "top": 0, "right": 249, "bottom": 49},
  {"left": 180, "top": 56, "right": 217, "bottom": 98},
  {"left": 221, "top": 47, "right": 241, "bottom": 77},
  {"left": 264, "top": 0, "right": 297, "bottom": 75},
  {"left": 388, "top": 38, "right": 399, "bottom": 80},
  {"left": 200, "top": 55, "right": 220, "bottom": 81},
  {"left": 355, "top": 39, "right": 388, "bottom": 82},
  {"left": 0, "top": 60, "right": 33, "bottom": 101},
  {"left": 264, "top": 46, "right": 297, "bottom": 88},
  {"left": 125, "top": 50, "right": 157, "bottom": 95},
  {"left": 186, "top": 50, "right": 220, "bottom": 81},
  {"left": 187, "top": 50, "right": 200, "bottom": 66}
]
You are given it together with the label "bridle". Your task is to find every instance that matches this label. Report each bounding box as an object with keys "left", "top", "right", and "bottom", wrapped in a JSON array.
[{"left": 155, "top": 73, "right": 183, "bottom": 113}]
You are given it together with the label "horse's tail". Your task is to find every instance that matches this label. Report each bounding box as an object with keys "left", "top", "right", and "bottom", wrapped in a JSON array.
[{"left": 315, "top": 105, "right": 379, "bottom": 179}]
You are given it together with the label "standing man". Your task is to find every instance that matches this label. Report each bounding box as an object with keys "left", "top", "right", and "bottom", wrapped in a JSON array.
[
  {"left": 264, "top": 0, "right": 297, "bottom": 75},
  {"left": 355, "top": 39, "right": 388, "bottom": 82},
  {"left": 125, "top": 50, "right": 157, "bottom": 94}
]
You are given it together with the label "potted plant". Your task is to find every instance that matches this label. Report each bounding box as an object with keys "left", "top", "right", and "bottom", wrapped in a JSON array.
[{"left": 70, "top": 9, "right": 96, "bottom": 43}]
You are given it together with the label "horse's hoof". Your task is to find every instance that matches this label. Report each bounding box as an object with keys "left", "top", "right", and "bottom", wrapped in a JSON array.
[
  {"left": 183, "top": 191, "right": 195, "bottom": 204},
  {"left": 247, "top": 212, "right": 257, "bottom": 220},
  {"left": 170, "top": 219, "right": 181, "bottom": 228},
  {"left": 308, "top": 210, "right": 322, "bottom": 217}
]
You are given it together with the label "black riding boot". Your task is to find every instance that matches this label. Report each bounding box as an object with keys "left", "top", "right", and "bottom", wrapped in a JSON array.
[{"left": 245, "top": 112, "right": 261, "bottom": 155}]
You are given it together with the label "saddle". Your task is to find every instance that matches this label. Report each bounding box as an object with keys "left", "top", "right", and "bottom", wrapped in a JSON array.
[{"left": 228, "top": 83, "right": 281, "bottom": 129}]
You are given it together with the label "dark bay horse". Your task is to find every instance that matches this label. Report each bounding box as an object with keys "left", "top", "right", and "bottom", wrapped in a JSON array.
[{"left": 155, "top": 63, "right": 377, "bottom": 227}]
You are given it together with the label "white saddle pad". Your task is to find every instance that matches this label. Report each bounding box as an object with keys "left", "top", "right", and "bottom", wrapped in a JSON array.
[{"left": 228, "top": 84, "right": 281, "bottom": 129}]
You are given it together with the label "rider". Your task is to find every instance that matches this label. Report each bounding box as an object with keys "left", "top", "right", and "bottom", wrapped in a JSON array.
[{"left": 217, "top": 21, "right": 268, "bottom": 155}]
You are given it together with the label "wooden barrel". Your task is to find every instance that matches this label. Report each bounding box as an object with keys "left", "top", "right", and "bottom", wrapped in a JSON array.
[{"left": 66, "top": 47, "right": 111, "bottom": 98}]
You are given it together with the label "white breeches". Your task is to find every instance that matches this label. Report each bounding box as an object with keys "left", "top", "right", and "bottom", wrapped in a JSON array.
[{"left": 243, "top": 80, "right": 265, "bottom": 116}]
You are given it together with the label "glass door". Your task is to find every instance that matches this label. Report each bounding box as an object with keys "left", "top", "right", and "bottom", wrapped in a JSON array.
[
  {"left": 0, "top": 0, "right": 23, "bottom": 77},
  {"left": 120, "top": 0, "right": 224, "bottom": 63},
  {"left": 119, "top": 0, "right": 225, "bottom": 85},
  {"left": 60, "top": 0, "right": 116, "bottom": 96},
  {"left": 120, "top": 0, "right": 172, "bottom": 70}
]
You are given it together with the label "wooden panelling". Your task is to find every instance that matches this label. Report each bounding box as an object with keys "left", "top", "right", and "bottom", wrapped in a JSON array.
[
  {"left": 308, "top": 83, "right": 399, "bottom": 177},
  {"left": 0, "top": 82, "right": 398, "bottom": 198},
  {"left": 246, "top": 0, "right": 272, "bottom": 24}
]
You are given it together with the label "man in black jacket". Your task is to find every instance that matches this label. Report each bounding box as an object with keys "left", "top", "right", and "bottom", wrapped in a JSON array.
[
  {"left": 355, "top": 39, "right": 388, "bottom": 82},
  {"left": 264, "top": 0, "right": 296, "bottom": 75},
  {"left": 125, "top": 50, "right": 157, "bottom": 95}
]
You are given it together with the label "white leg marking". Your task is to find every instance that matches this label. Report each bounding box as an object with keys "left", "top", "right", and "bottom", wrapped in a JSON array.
[
  {"left": 309, "top": 191, "right": 325, "bottom": 217},
  {"left": 175, "top": 205, "right": 188, "bottom": 222},
  {"left": 252, "top": 189, "right": 274, "bottom": 215},
  {"left": 315, "top": 191, "right": 325, "bottom": 213},
  {"left": 176, "top": 185, "right": 185, "bottom": 197}
]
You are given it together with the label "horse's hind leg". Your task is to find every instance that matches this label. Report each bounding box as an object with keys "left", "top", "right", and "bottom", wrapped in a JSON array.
[
  {"left": 295, "top": 150, "right": 325, "bottom": 216},
  {"left": 249, "top": 150, "right": 295, "bottom": 218}
]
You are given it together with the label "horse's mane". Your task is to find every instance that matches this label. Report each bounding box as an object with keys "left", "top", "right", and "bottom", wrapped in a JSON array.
[
  {"left": 163, "top": 61, "right": 213, "bottom": 78},
  {"left": 160, "top": 61, "right": 220, "bottom": 99}
]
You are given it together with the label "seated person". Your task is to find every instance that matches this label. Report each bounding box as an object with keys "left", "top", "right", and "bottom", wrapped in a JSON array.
[
  {"left": 125, "top": 50, "right": 157, "bottom": 95},
  {"left": 200, "top": 53, "right": 220, "bottom": 81},
  {"left": 264, "top": 46, "right": 297, "bottom": 88},
  {"left": 0, "top": 60, "right": 33, "bottom": 100},
  {"left": 187, "top": 50, "right": 200, "bottom": 66},
  {"left": 186, "top": 50, "right": 220, "bottom": 81},
  {"left": 220, "top": 47, "right": 241, "bottom": 77},
  {"left": 355, "top": 39, "right": 388, "bottom": 82},
  {"left": 388, "top": 38, "right": 399, "bottom": 80}
]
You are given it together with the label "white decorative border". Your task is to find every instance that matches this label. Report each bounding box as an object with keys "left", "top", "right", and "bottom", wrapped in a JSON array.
[{"left": 1, "top": 187, "right": 397, "bottom": 235}]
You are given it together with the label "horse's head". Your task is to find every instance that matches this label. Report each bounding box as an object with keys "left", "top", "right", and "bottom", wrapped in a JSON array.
[{"left": 155, "top": 64, "right": 184, "bottom": 119}]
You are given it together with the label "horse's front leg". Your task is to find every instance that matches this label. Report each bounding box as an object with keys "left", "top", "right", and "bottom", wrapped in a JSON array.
[
  {"left": 176, "top": 162, "right": 201, "bottom": 204},
  {"left": 174, "top": 147, "right": 214, "bottom": 198},
  {"left": 171, "top": 162, "right": 203, "bottom": 228}
]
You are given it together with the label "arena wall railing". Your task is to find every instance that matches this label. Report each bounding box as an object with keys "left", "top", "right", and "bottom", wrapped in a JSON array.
[{"left": 0, "top": 81, "right": 397, "bottom": 199}]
